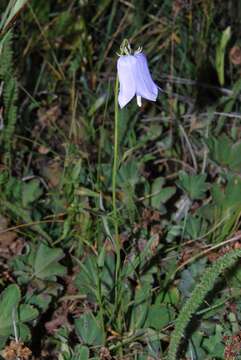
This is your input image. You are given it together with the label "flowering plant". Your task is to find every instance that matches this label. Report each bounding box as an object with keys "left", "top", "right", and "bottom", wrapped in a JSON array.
[{"left": 117, "top": 40, "right": 158, "bottom": 108}]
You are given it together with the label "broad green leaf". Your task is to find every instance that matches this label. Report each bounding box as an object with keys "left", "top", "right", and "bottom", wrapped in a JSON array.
[
  {"left": 202, "top": 325, "right": 224, "bottom": 357},
  {"left": 146, "top": 304, "right": 173, "bottom": 330},
  {"left": 0, "top": 285, "right": 37, "bottom": 343},
  {"left": 206, "top": 135, "right": 241, "bottom": 172},
  {"left": 74, "top": 345, "right": 89, "bottom": 360},
  {"left": 17, "top": 323, "right": 31, "bottom": 342},
  {"left": 123, "top": 237, "right": 160, "bottom": 277},
  {"left": 100, "top": 253, "right": 115, "bottom": 293},
  {"left": 179, "top": 258, "right": 207, "bottom": 297},
  {"left": 75, "top": 312, "right": 105, "bottom": 346},
  {"left": 166, "top": 225, "right": 182, "bottom": 243},
  {"left": 211, "top": 183, "right": 225, "bottom": 206},
  {"left": 150, "top": 177, "right": 176, "bottom": 210},
  {"left": 33, "top": 244, "right": 66, "bottom": 280},
  {"left": 206, "top": 134, "right": 231, "bottom": 166},
  {"left": 184, "top": 215, "right": 208, "bottom": 239},
  {"left": 75, "top": 255, "right": 99, "bottom": 301},
  {"left": 0, "top": 284, "right": 20, "bottom": 336},
  {"left": 22, "top": 179, "right": 43, "bottom": 207},
  {"left": 177, "top": 171, "right": 208, "bottom": 200},
  {"left": 211, "top": 177, "right": 241, "bottom": 210},
  {"left": 19, "top": 304, "right": 39, "bottom": 323},
  {"left": 146, "top": 328, "right": 162, "bottom": 358},
  {"left": 28, "top": 293, "right": 51, "bottom": 312},
  {"left": 130, "top": 282, "right": 152, "bottom": 330},
  {"left": 117, "top": 160, "right": 140, "bottom": 189},
  {"left": 187, "top": 331, "right": 207, "bottom": 360},
  {"left": 75, "top": 253, "right": 115, "bottom": 301}
]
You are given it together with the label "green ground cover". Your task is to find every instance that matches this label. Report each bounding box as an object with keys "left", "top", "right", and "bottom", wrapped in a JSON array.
[{"left": 1, "top": 1, "right": 241, "bottom": 359}]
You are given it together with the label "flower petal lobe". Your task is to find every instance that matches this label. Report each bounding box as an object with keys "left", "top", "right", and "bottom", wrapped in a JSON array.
[
  {"left": 117, "top": 55, "right": 137, "bottom": 108},
  {"left": 134, "top": 52, "right": 158, "bottom": 102}
]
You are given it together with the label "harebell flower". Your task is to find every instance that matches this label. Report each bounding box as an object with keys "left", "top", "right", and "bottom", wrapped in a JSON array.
[{"left": 117, "top": 41, "right": 158, "bottom": 108}]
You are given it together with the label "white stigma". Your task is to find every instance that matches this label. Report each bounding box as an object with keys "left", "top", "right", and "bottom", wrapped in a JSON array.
[
  {"left": 137, "top": 95, "right": 142, "bottom": 107},
  {"left": 134, "top": 46, "right": 143, "bottom": 54}
]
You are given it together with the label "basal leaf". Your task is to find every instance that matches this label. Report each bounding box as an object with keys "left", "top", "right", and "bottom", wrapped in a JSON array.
[
  {"left": 0, "top": 284, "right": 21, "bottom": 336},
  {"left": 75, "top": 312, "right": 105, "bottom": 346},
  {"left": 147, "top": 304, "right": 173, "bottom": 330},
  {"left": 177, "top": 171, "right": 208, "bottom": 200},
  {"left": 22, "top": 179, "right": 43, "bottom": 208},
  {"left": 19, "top": 304, "right": 39, "bottom": 323},
  {"left": 33, "top": 243, "right": 66, "bottom": 280}
]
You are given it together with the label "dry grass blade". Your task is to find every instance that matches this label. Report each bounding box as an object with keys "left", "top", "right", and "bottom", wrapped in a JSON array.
[{"left": 0, "top": 0, "right": 29, "bottom": 35}]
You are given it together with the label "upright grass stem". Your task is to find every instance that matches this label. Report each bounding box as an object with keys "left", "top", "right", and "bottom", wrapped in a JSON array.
[{"left": 112, "top": 76, "right": 121, "bottom": 327}]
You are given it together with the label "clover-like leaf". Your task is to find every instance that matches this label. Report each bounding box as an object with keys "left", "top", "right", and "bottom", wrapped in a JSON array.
[
  {"left": 75, "top": 312, "right": 105, "bottom": 346},
  {"left": 0, "top": 284, "right": 20, "bottom": 337},
  {"left": 33, "top": 243, "right": 66, "bottom": 280},
  {"left": 146, "top": 304, "right": 174, "bottom": 331},
  {"left": 177, "top": 171, "right": 208, "bottom": 200},
  {"left": 0, "top": 284, "right": 39, "bottom": 349},
  {"left": 22, "top": 179, "right": 43, "bottom": 208},
  {"left": 150, "top": 177, "right": 176, "bottom": 211},
  {"left": 19, "top": 304, "right": 39, "bottom": 323}
]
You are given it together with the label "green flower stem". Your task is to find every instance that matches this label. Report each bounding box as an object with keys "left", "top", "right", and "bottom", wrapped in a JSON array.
[
  {"left": 112, "top": 77, "right": 119, "bottom": 245},
  {"left": 112, "top": 75, "right": 121, "bottom": 326}
]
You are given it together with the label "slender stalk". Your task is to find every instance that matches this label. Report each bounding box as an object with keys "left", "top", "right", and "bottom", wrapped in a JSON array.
[
  {"left": 96, "top": 267, "right": 105, "bottom": 334},
  {"left": 112, "top": 76, "right": 121, "bottom": 327},
  {"left": 112, "top": 77, "right": 119, "bottom": 229}
]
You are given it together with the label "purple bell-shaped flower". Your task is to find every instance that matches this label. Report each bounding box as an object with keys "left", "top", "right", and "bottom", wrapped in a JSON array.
[{"left": 117, "top": 51, "right": 158, "bottom": 108}]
